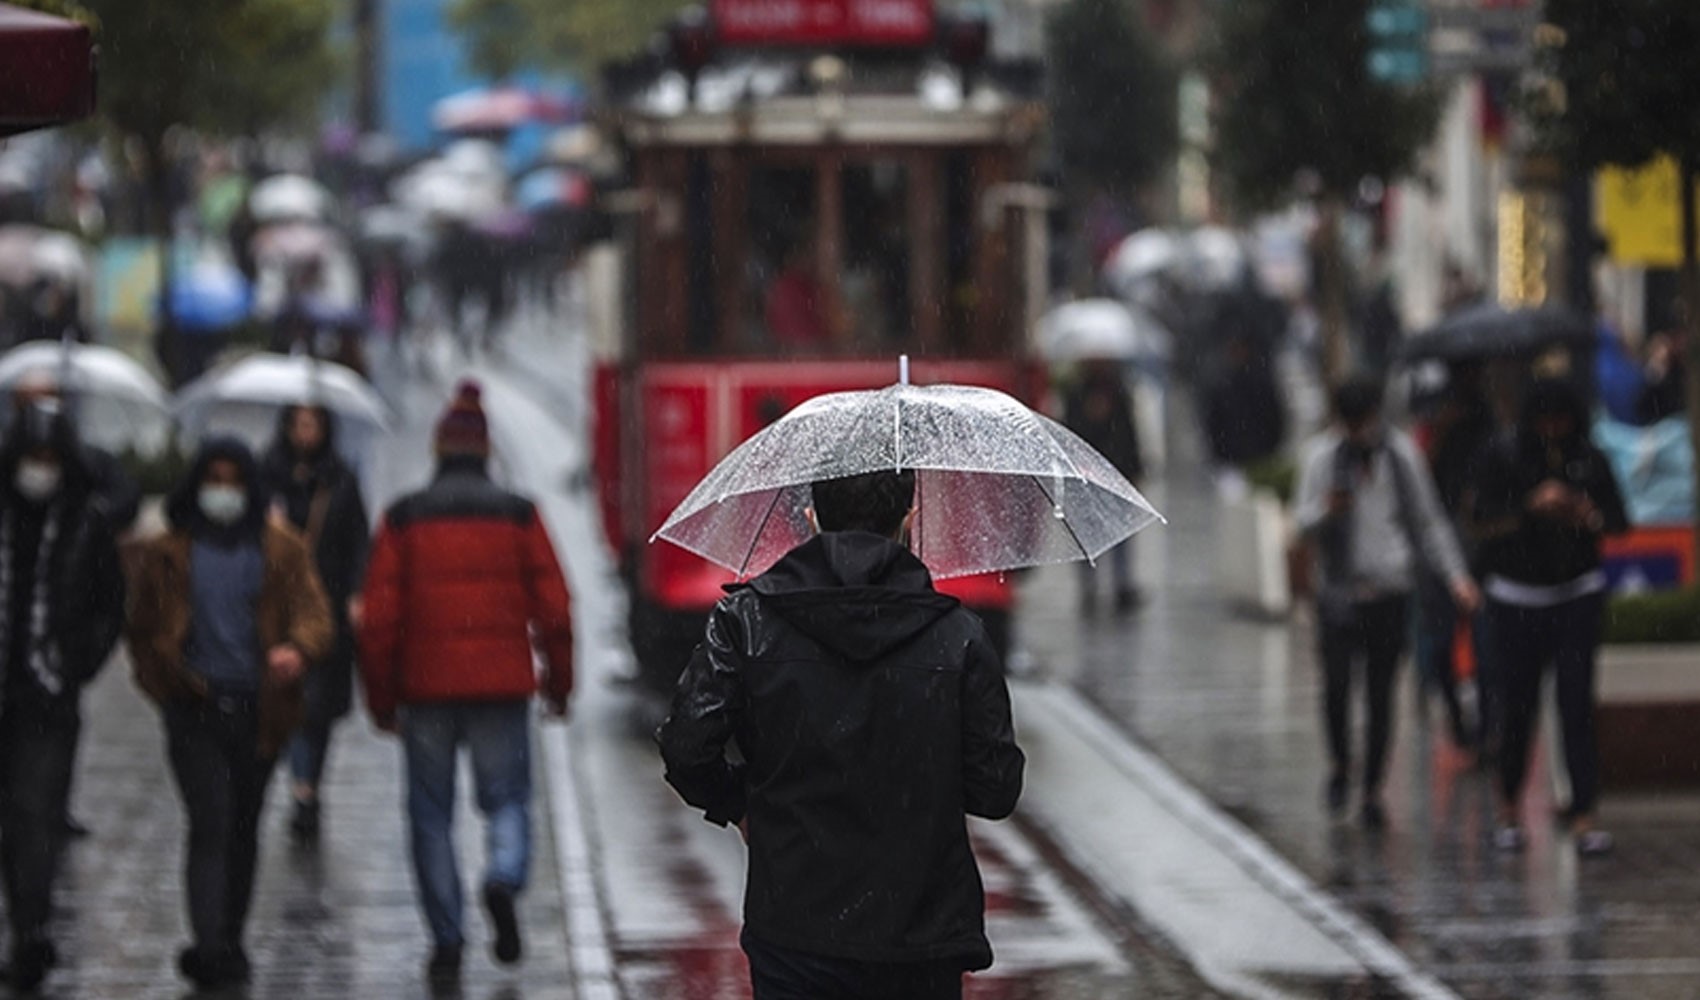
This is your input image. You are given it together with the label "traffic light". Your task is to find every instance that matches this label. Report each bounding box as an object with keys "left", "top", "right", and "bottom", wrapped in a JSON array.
[{"left": 1366, "top": 0, "right": 1429, "bottom": 84}]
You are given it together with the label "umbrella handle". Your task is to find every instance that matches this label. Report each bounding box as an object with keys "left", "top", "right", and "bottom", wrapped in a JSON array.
[{"left": 899, "top": 354, "right": 910, "bottom": 386}]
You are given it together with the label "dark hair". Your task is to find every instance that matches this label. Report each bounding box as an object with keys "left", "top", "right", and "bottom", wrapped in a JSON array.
[
  {"left": 810, "top": 469, "right": 916, "bottom": 537},
  {"left": 166, "top": 436, "right": 270, "bottom": 539},
  {"left": 1332, "top": 377, "right": 1384, "bottom": 428}
]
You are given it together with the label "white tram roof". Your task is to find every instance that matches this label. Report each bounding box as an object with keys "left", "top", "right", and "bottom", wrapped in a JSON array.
[{"left": 611, "top": 59, "right": 1042, "bottom": 147}]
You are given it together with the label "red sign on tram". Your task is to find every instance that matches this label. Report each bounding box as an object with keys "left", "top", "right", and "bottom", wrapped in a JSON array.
[{"left": 712, "top": 0, "right": 934, "bottom": 47}]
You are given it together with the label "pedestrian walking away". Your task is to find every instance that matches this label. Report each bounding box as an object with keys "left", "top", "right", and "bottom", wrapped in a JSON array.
[
  {"left": 1467, "top": 378, "right": 1628, "bottom": 857},
  {"left": 125, "top": 437, "right": 334, "bottom": 991},
  {"left": 260, "top": 404, "right": 371, "bottom": 847},
  {"left": 0, "top": 400, "right": 125, "bottom": 993},
  {"left": 358, "top": 380, "right": 573, "bottom": 989},
  {"left": 1295, "top": 378, "right": 1480, "bottom": 831},
  {"left": 1063, "top": 360, "right": 1145, "bottom": 614},
  {"left": 658, "top": 468, "right": 1026, "bottom": 1000}
]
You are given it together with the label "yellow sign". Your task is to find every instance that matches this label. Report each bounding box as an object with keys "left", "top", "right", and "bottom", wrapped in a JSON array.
[{"left": 1596, "top": 155, "right": 1700, "bottom": 267}]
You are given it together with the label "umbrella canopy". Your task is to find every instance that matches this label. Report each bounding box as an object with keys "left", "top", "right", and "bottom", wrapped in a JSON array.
[
  {"left": 394, "top": 164, "right": 505, "bottom": 221},
  {"left": 1401, "top": 303, "right": 1594, "bottom": 362},
  {"left": 251, "top": 220, "right": 342, "bottom": 264},
  {"left": 654, "top": 381, "right": 1164, "bottom": 580},
  {"left": 30, "top": 230, "right": 87, "bottom": 286},
  {"left": 0, "top": 341, "right": 172, "bottom": 452},
  {"left": 249, "top": 173, "right": 333, "bottom": 223},
  {"left": 165, "top": 261, "right": 252, "bottom": 331},
  {"left": 1184, "top": 226, "right": 1250, "bottom": 292},
  {"left": 1105, "top": 228, "right": 1182, "bottom": 295},
  {"left": 0, "top": 4, "right": 95, "bottom": 137},
  {"left": 516, "top": 166, "right": 592, "bottom": 213},
  {"left": 1039, "top": 299, "right": 1171, "bottom": 362},
  {"left": 175, "top": 353, "right": 389, "bottom": 436},
  {"left": 432, "top": 85, "right": 578, "bottom": 134},
  {"left": 0, "top": 223, "right": 44, "bottom": 287}
]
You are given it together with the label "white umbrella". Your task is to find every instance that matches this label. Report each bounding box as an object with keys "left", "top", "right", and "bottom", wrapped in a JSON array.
[
  {"left": 1185, "top": 226, "right": 1250, "bottom": 292},
  {"left": 1104, "top": 228, "right": 1182, "bottom": 299},
  {"left": 29, "top": 231, "right": 87, "bottom": 286},
  {"left": 175, "top": 353, "right": 390, "bottom": 437},
  {"left": 655, "top": 375, "right": 1164, "bottom": 580},
  {"left": 251, "top": 220, "right": 341, "bottom": 264},
  {"left": 0, "top": 223, "right": 45, "bottom": 288},
  {"left": 0, "top": 342, "right": 172, "bottom": 452},
  {"left": 395, "top": 165, "right": 504, "bottom": 221},
  {"left": 1040, "top": 299, "right": 1171, "bottom": 362},
  {"left": 249, "top": 173, "right": 332, "bottom": 223}
]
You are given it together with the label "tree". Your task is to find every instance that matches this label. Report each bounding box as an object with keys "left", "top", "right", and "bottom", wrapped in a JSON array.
[
  {"left": 1208, "top": 0, "right": 1437, "bottom": 384},
  {"left": 449, "top": 0, "right": 682, "bottom": 76},
  {"left": 1539, "top": 0, "right": 1700, "bottom": 571},
  {"left": 1047, "top": 0, "right": 1179, "bottom": 197},
  {"left": 17, "top": 0, "right": 337, "bottom": 377}
]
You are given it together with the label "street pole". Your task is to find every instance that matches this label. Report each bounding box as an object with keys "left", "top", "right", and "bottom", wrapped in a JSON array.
[{"left": 354, "top": 0, "right": 380, "bottom": 133}]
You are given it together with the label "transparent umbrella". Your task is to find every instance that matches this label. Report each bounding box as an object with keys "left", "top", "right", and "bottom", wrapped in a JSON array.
[
  {"left": 654, "top": 370, "right": 1164, "bottom": 580},
  {"left": 1039, "top": 298, "right": 1171, "bottom": 363},
  {"left": 0, "top": 341, "right": 172, "bottom": 453}
]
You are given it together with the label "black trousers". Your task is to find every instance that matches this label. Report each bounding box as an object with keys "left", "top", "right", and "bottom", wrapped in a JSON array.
[
  {"left": 742, "top": 928, "right": 964, "bottom": 1000},
  {"left": 1489, "top": 594, "right": 1605, "bottom": 816},
  {"left": 0, "top": 697, "right": 80, "bottom": 943},
  {"left": 165, "top": 697, "right": 276, "bottom": 955},
  {"left": 1318, "top": 594, "right": 1411, "bottom": 796}
]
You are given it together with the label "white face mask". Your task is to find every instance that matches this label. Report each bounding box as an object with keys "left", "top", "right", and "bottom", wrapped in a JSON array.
[
  {"left": 198, "top": 485, "right": 248, "bottom": 526},
  {"left": 14, "top": 460, "right": 62, "bottom": 503}
]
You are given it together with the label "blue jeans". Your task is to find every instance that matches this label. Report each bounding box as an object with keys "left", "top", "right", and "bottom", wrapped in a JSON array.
[{"left": 402, "top": 701, "right": 532, "bottom": 948}]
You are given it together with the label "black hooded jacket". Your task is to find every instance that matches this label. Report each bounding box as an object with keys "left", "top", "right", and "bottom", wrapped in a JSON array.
[
  {"left": 1470, "top": 382, "right": 1629, "bottom": 587},
  {"left": 166, "top": 436, "right": 271, "bottom": 544},
  {"left": 657, "top": 531, "right": 1024, "bottom": 970},
  {"left": 0, "top": 409, "right": 125, "bottom": 697}
]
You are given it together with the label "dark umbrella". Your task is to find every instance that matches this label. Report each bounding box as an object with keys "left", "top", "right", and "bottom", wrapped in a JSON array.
[{"left": 1401, "top": 303, "right": 1594, "bottom": 362}]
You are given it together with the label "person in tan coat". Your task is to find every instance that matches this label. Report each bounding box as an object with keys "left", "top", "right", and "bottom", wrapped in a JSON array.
[{"left": 126, "top": 437, "right": 333, "bottom": 991}]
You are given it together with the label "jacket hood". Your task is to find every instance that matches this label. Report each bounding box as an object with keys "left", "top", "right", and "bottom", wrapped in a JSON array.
[
  {"left": 742, "top": 531, "right": 959, "bottom": 662},
  {"left": 0, "top": 403, "right": 94, "bottom": 502},
  {"left": 167, "top": 436, "right": 270, "bottom": 540}
]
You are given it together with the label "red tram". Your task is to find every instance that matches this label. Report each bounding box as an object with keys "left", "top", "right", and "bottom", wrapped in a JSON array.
[{"left": 590, "top": 0, "right": 1051, "bottom": 683}]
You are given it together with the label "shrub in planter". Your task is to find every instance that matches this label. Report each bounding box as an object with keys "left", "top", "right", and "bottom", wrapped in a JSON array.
[
  {"left": 1245, "top": 455, "right": 1297, "bottom": 505},
  {"left": 1604, "top": 587, "right": 1700, "bottom": 645}
]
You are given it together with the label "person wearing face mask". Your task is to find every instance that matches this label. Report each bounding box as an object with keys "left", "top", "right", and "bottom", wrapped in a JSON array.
[
  {"left": 0, "top": 402, "right": 125, "bottom": 992},
  {"left": 1467, "top": 379, "right": 1628, "bottom": 857},
  {"left": 259, "top": 405, "right": 370, "bottom": 848},
  {"left": 125, "top": 437, "right": 333, "bottom": 991},
  {"left": 1295, "top": 378, "right": 1480, "bottom": 831}
]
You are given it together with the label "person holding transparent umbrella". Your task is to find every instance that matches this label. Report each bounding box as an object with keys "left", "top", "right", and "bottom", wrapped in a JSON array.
[{"left": 655, "top": 365, "right": 1162, "bottom": 999}]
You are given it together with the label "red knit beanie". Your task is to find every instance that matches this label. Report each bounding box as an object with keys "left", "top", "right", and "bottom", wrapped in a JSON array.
[{"left": 435, "top": 380, "right": 490, "bottom": 458}]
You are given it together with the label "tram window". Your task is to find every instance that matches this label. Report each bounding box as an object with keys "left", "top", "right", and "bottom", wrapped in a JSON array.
[
  {"left": 842, "top": 161, "right": 909, "bottom": 352},
  {"left": 747, "top": 165, "right": 822, "bottom": 353}
]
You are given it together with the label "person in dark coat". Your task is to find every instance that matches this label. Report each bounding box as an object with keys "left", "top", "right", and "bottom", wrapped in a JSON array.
[
  {"left": 126, "top": 438, "right": 334, "bottom": 991},
  {"left": 1203, "top": 332, "right": 1286, "bottom": 484},
  {"left": 658, "top": 468, "right": 1026, "bottom": 1000},
  {"left": 1468, "top": 379, "right": 1628, "bottom": 858},
  {"left": 0, "top": 400, "right": 125, "bottom": 992},
  {"left": 260, "top": 405, "right": 370, "bottom": 847},
  {"left": 11, "top": 369, "right": 141, "bottom": 532},
  {"left": 1063, "top": 361, "right": 1144, "bottom": 612}
]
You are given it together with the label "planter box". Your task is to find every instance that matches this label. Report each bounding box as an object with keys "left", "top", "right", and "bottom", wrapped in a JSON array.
[
  {"left": 1215, "top": 489, "right": 1291, "bottom": 618},
  {"left": 1597, "top": 643, "right": 1700, "bottom": 788}
]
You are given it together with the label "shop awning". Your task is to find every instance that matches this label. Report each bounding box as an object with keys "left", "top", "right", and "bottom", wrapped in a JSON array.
[{"left": 0, "top": 3, "right": 95, "bottom": 136}]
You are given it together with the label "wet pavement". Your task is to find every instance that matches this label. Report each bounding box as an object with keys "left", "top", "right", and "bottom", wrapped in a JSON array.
[
  {"left": 1018, "top": 405, "right": 1700, "bottom": 1000},
  {"left": 36, "top": 296, "right": 1700, "bottom": 999}
]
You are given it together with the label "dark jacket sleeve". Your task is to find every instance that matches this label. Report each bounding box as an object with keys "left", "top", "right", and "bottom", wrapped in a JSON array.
[
  {"left": 83, "top": 446, "right": 141, "bottom": 533},
  {"left": 66, "top": 508, "right": 126, "bottom": 684},
  {"left": 656, "top": 603, "right": 748, "bottom": 827},
  {"left": 520, "top": 508, "right": 574, "bottom": 704},
  {"left": 1587, "top": 445, "right": 1631, "bottom": 536},
  {"left": 961, "top": 623, "right": 1024, "bottom": 820}
]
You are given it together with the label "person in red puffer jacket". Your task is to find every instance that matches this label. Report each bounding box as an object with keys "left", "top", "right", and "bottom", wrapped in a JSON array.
[{"left": 358, "top": 380, "right": 573, "bottom": 988}]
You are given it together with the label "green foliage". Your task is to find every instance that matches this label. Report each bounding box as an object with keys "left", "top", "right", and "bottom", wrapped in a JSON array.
[
  {"left": 1604, "top": 587, "right": 1700, "bottom": 645},
  {"left": 26, "top": 0, "right": 342, "bottom": 147},
  {"left": 1206, "top": 0, "right": 1438, "bottom": 211},
  {"left": 1046, "top": 0, "right": 1179, "bottom": 194},
  {"left": 1536, "top": 0, "right": 1700, "bottom": 170},
  {"left": 1245, "top": 455, "right": 1297, "bottom": 505},
  {"left": 448, "top": 0, "right": 681, "bottom": 74}
]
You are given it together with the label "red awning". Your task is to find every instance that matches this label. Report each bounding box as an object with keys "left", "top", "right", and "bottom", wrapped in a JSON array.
[{"left": 0, "top": 3, "right": 95, "bottom": 137}]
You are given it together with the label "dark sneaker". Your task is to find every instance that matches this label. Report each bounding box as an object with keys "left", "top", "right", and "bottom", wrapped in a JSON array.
[
  {"left": 483, "top": 882, "right": 523, "bottom": 965},
  {"left": 1324, "top": 773, "right": 1349, "bottom": 816},
  {"left": 289, "top": 798, "right": 321, "bottom": 846},
  {"left": 178, "top": 945, "right": 235, "bottom": 991},
  {"left": 58, "top": 814, "right": 91, "bottom": 839},
  {"left": 426, "top": 944, "right": 462, "bottom": 990},
  {"left": 5, "top": 938, "right": 58, "bottom": 993},
  {"left": 1360, "top": 799, "right": 1388, "bottom": 832},
  {"left": 228, "top": 945, "right": 252, "bottom": 983}
]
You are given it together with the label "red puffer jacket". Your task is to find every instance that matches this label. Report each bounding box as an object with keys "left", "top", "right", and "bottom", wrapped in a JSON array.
[{"left": 359, "top": 464, "right": 573, "bottom": 723}]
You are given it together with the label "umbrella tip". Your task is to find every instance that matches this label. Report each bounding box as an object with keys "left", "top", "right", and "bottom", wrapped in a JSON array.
[{"left": 899, "top": 355, "right": 910, "bottom": 386}]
